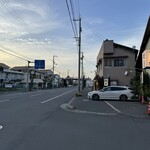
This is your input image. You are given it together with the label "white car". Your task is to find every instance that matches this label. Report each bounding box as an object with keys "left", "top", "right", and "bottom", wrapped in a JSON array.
[{"left": 88, "top": 86, "right": 134, "bottom": 101}]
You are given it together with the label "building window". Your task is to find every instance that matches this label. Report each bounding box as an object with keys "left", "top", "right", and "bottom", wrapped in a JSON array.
[
  {"left": 114, "top": 58, "right": 126, "bottom": 67},
  {"left": 104, "top": 59, "right": 112, "bottom": 67},
  {"left": 110, "top": 80, "right": 118, "bottom": 86}
]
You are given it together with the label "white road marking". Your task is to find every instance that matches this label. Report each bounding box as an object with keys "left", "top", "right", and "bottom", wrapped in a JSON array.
[
  {"left": 41, "top": 89, "right": 76, "bottom": 104},
  {"left": 68, "top": 97, "right": 75, "bottom": 105},
  {"left": 31, "top": 94, "right": 42, "bottom": 97},
  {"left": 0, "top": 99, "right": 10, "bottom": 103},
  {"left": 104, "top": 101, "right": 121, "bottom": 113}
]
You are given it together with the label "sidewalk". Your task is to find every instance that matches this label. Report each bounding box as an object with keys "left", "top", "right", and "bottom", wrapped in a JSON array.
[{"left": 67, "top": 87, "right": 149, "bottom": 119}]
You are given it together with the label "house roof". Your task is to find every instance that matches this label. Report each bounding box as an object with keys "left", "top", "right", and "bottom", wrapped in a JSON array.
[
  {"left": 136, "top": 16, "right": 150, "bottom": 70},
  {"left": 11, "top": 66, "right": 53, "bottom": 76},
  {"left": 0, "top": 63, "right": 10, "bottom": 69},
  {"left": 11, "top": 66, "right": 34, "bottom": 72},
  {"left": 114, "top": 43, "right": 138, "bottom": 54},
  {"left": 38, "top": 69, "right": 53, "bottom": 75}
]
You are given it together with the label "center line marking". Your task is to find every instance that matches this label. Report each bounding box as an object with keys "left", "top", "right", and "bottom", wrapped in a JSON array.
[
  {"left": 104, "top": 101, "right": 121, "bottom": 113},
  {"left": 41, "top": 89, "right": 76, "bottom": 104},
  {"left": 0, "top": 99, "right": 10, "bottom": 103}
]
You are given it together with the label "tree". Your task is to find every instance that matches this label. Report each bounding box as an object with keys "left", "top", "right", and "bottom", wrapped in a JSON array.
[{"left": 131, "top": 74, "right": 142, "bottom": 97}]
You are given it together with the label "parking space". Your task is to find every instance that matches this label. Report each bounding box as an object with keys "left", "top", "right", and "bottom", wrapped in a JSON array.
[{"left": 68, "top": 88, "right": 149, "bottom": 118}]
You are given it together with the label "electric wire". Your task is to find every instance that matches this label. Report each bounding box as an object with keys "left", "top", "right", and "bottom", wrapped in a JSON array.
[
  {"left": 0, "top": 44, "right": 33, "bottom": 61},
  {"left": 0, "top": 48, "right": 30, "bottom": 62},
  {"left": 82, "top": 17, "right": 106, "bottom": 40},
  {"left": 70, "top": 0, "right": 78, "bottom": 37},
  {"left": 65, "top": 0, "right": 78, "bottom": 38},
  {"left": 84, "top": 58, "right": 96, "bottom": 66},
  {"left": 0, "top": 0, "right": 49, "bottom": 50}
]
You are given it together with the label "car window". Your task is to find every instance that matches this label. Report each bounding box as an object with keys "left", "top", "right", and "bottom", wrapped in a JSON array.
[
  {"left": 112, "top": 87, "right": 127, "bottom": 91},
  {"left": 103, "top": 87, "right": 111, "bottom": 91},
  {"left": 111, "top": 87, "right": 119, "bottom": 91}
]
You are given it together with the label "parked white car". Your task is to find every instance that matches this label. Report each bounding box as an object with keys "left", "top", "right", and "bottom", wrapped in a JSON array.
[{"left": 88, "top": 86, "right": 134, "bottom": 101}]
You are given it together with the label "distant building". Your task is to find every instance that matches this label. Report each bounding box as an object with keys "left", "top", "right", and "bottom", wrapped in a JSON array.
[
  {"left": 11, "top": 66, "right": 44, "bottom": 89},
  {"left": 96, "top": 40, "right": 138, "bottom": 89},
  {"left": 0, "top": 63, "right": 25, "bottom": 88}
]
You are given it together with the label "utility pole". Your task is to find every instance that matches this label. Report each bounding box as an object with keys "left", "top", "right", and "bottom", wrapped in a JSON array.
[
  {"left": 81, "top": 52, "right": 84, "bottom": 89},
  {"left": 79, "top": 17, "right": 82, "bottom": 92},
  {"left": 52, "top": 55, "right": 57, "bottom": 74},
  {"left": 74, "top": 17, "right": 82, "bottom": 93},
  {"left": 26, "top": 61, "right": 30, "bottom": 91},
  {"left": 81, "top": 52, "right": 84, "bottom": 78},
  {"left": 78, "top": 17, "right": 82, "bottom": 93},
  {"left": 26, "top": 61, "right": 34, "bottom": 91}
]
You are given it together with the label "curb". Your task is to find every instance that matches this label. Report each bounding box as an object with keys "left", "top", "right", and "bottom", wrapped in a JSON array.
[{"left": 60, "top": 103, "right": 117, "bottom": 116}]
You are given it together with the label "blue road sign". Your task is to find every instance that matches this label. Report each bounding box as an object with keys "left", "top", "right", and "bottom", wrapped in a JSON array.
[{"left": 34, "top": 60, "right": 45, "bottom": 69}]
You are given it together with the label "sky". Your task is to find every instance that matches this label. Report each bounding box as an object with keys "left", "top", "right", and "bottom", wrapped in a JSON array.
[{"left": 0, "top": 0, "right": 150, "bottom": 79}]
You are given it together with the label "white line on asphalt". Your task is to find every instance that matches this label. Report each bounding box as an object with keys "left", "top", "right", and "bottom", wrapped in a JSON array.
[
  {"left": 41, "top": 89, "right": 76, "bottom": 104},
  {"left": 68, "top": 97, "right": 75, "bottom": 105},
  {"left": 31, "top": 94, "right": 42, "bottom": 97},
  {"left": 0, "top": 99, "right": 10, "bottom": 103},
  {"left": 0, "top": 125, "right": 3, "bottom": 129},
  {"left": 104, "top": 101, "right": 121, "bottom": 113}
]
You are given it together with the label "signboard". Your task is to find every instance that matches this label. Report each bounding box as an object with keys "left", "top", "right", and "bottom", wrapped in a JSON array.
[
  {"left": 34, "top": 60, "right": 45, "bottom": 69},
  {"left": 104, "top": 79, "right": 108, "bottom": 86}
]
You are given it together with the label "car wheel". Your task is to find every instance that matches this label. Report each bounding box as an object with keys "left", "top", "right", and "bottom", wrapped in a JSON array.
[
  {"left": 120, "top": 95, "right": 127, "bottom": 101},
  {"left": 92, "top": 94, "right": 99, "bottom": 100}
]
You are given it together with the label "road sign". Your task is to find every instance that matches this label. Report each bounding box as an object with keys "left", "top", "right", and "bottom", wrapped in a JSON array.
[
  {"left": 104, "top": 79, "right": 108, "bottom": 86},
  {"left": 34, "top": 60, "right": 45, "bottom": 69}
]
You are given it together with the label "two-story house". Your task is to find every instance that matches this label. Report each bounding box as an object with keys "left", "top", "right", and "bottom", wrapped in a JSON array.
[
  {"left": 96, "top": 39, "right": 138, "bottom": 89},
  {"left": 0, "top": 63, "right": 25, "bottom": 88},
  {"left": 136, "top": 16, "right": 150, "bottom": 73},
  {"left": 135, "top": 16, "right": 150, "bottom": 97}
]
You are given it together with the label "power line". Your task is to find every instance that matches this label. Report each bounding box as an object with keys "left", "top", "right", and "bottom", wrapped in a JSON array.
[
  {"left": 0, "top": 0, "right": 49, "bottom": 64},
  {"left": 84, "top": 58, "right": 96, "bottom": 66},
  {"left": 0, "top": 0, "right": 50, "bottom": 49},
  {"left": 70, "top": 0, "right": 78, "bottom": 37},
  {"left": 65, "top": 0, "right": 78, "bottom": 38},
  {"left": 82, "top": 17, "right": 106, "bottom": 40},
  {"left": 0, "top": 48, "right": 30, "bottom": 62},
  {"left": 0, "top": 44, "right": 33, "bottom": 61}
]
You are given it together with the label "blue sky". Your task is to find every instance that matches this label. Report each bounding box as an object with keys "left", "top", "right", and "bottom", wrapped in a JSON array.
[{"left": 0, "top": 0, "right": 150, "bottom": 78}]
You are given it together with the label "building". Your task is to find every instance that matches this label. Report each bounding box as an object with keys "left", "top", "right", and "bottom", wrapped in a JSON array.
[
  {"left": 0, "top": 63, "right": 25, "bottom": 88},
  {"left": 135, "top": 16, "right": 150, "bottom": 98},
  {"left": 96, "top": 39, "right": 138, "bottom": 89},
  {"left": 136, "top": 16, "right": 150, "bottom": 72},
  {"left": 11, "top": 66, "right": 44, "bottom": 89}
]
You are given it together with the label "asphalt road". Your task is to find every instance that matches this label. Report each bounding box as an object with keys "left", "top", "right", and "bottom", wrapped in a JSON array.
[{"left": 0, "top": 87, "right": 150, "bottom": 150}]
